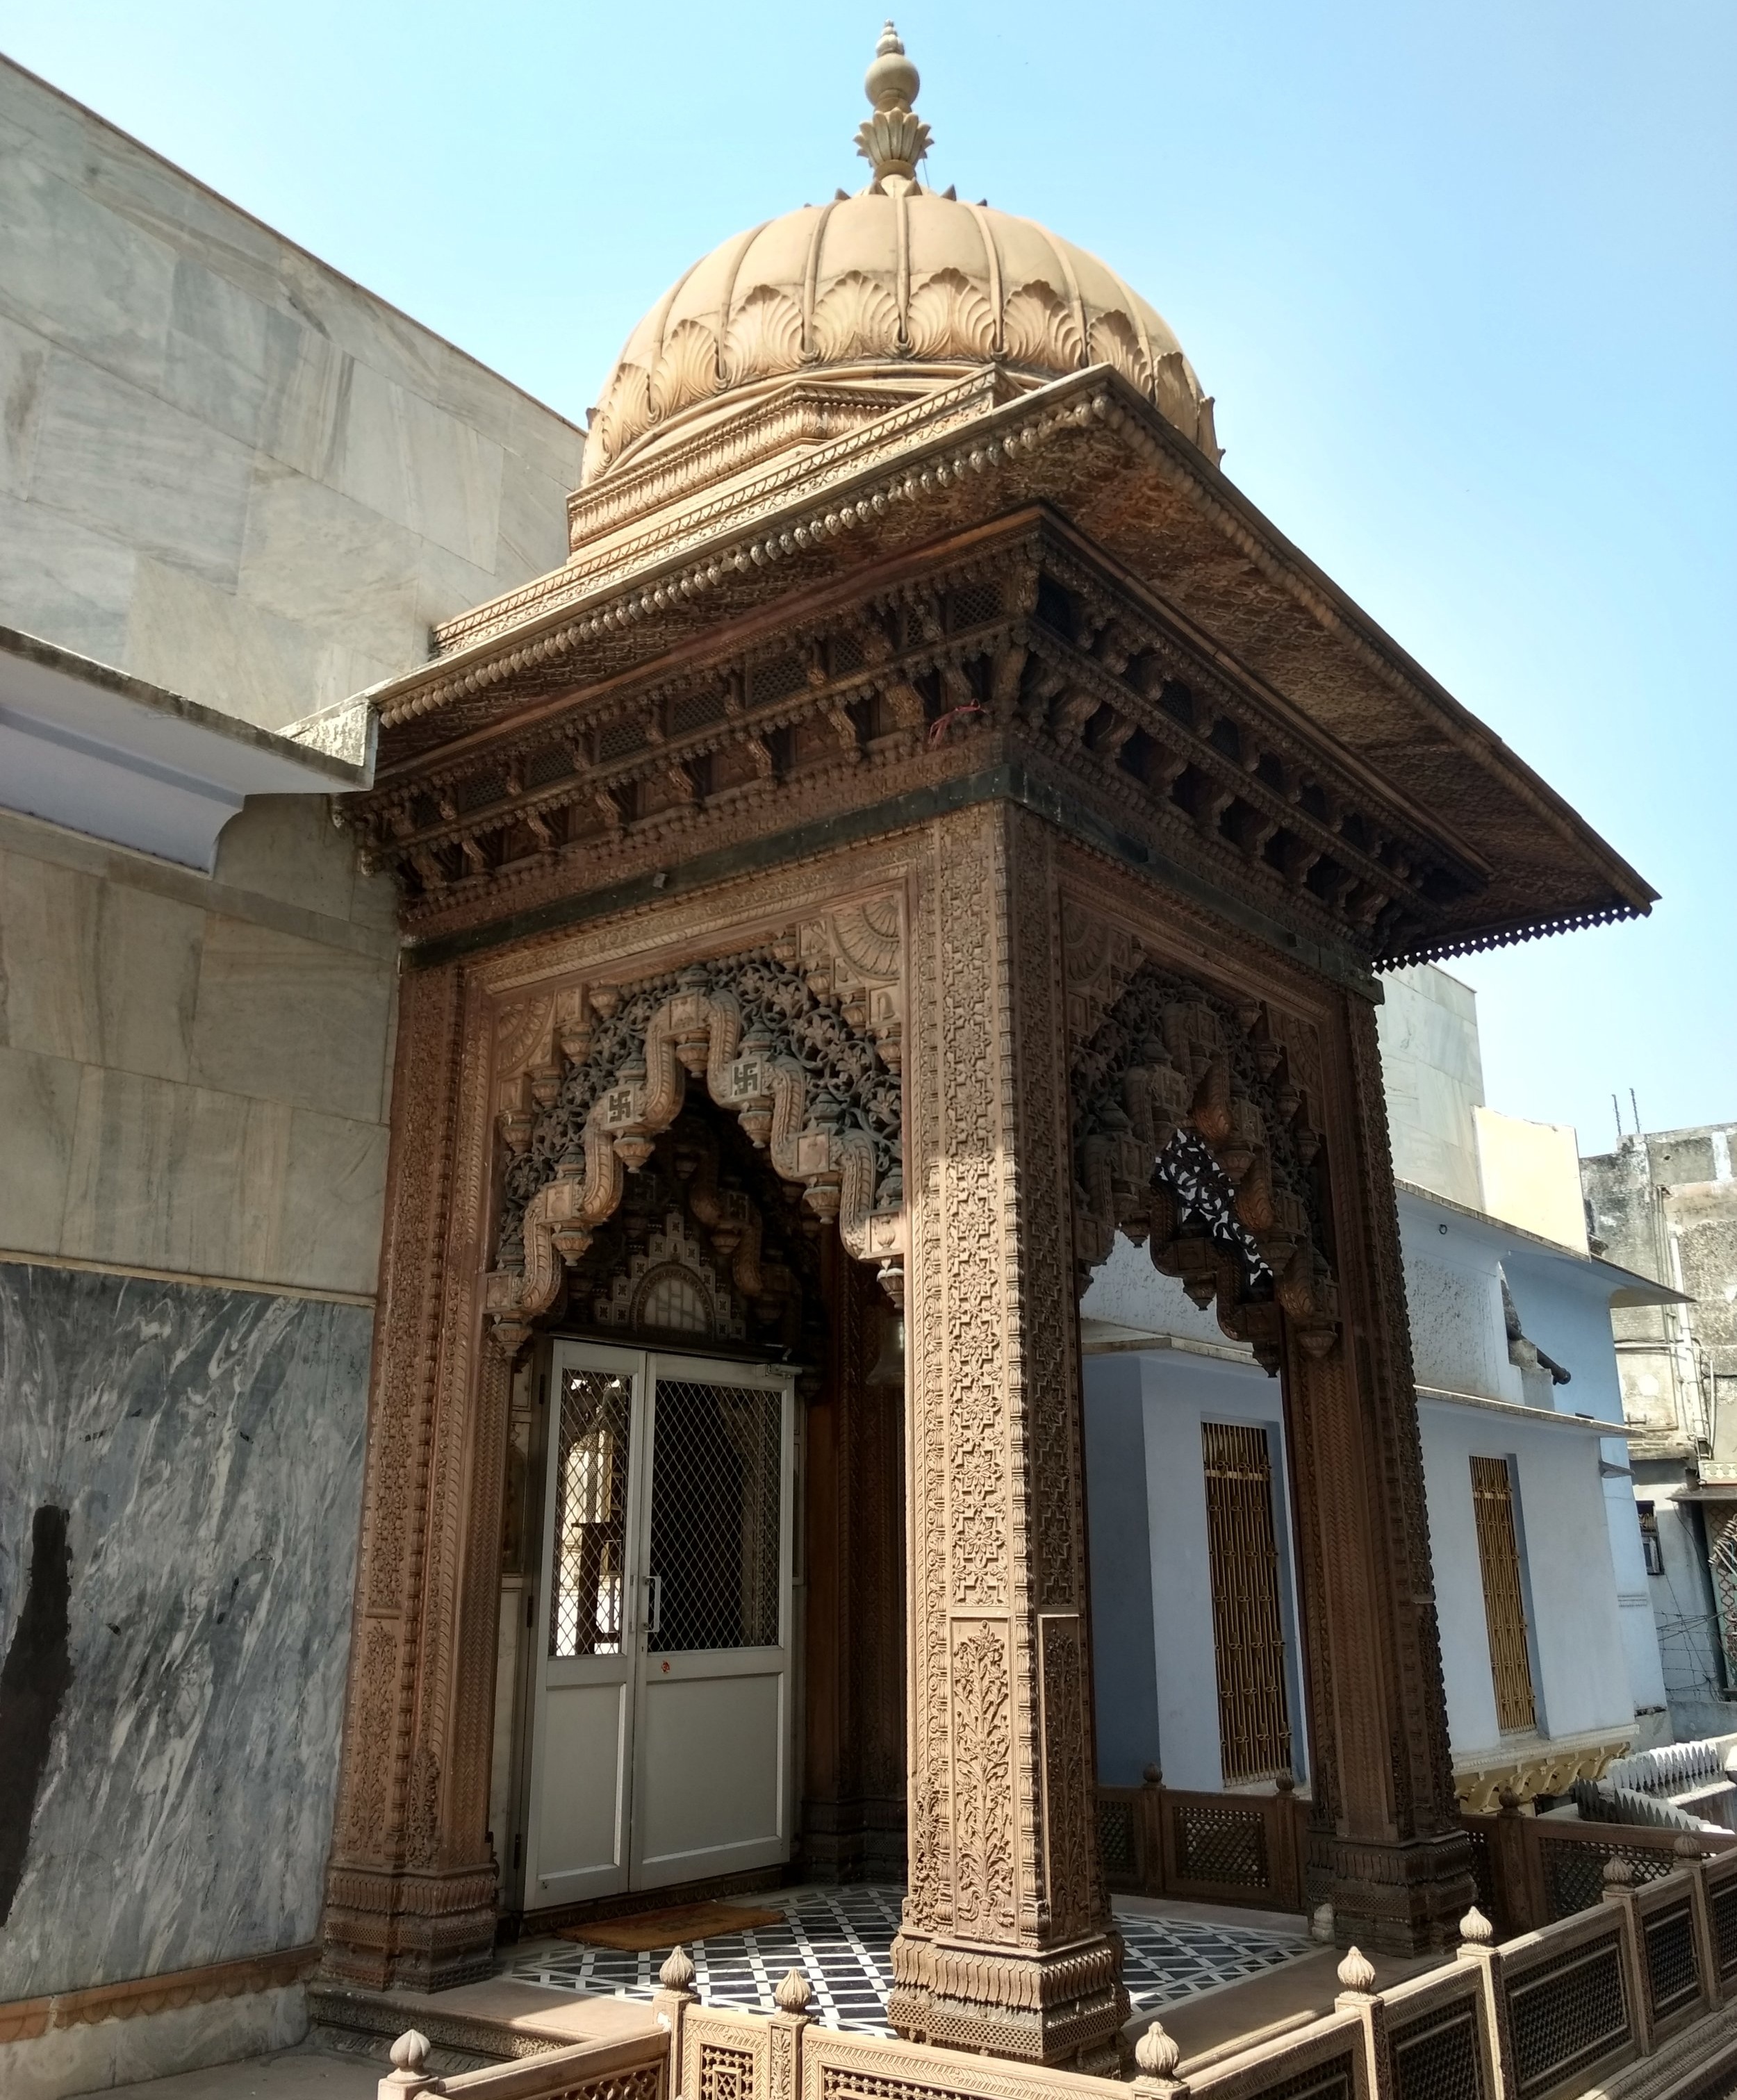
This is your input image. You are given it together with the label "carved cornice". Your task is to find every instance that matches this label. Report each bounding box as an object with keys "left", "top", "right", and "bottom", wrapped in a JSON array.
[
  {"left": 425, "top": 369, "right": 1020, "bottom": 667},
  {"left": 353, "top": 520, "right": 1485, "bottom": 975},
  {"left": 337, "top": 363, "right": 1650, "bottom": 968}
]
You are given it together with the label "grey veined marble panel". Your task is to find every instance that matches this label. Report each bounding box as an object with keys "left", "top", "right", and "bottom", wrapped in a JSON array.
[{"left": 0, "top": 1259, "right": 370, "bottom": 1998}]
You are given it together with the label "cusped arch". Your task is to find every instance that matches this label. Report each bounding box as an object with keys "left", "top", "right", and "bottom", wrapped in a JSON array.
[
  {"left": 1071, "top": 959, "right": 1340, "bottom": 1369},
  {"left": 487, "top": 942, "right": 904, "bottom": 1354}
]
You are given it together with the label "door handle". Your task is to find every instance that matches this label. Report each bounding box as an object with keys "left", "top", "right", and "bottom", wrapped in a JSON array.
[{"left": 646, "top": 1573, "right": 663, "bottom": 1636}]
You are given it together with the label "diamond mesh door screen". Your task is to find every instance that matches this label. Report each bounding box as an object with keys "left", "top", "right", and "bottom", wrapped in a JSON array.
[
  {"left": 550, "top": 1369, "right": 633, "bottom": 1658},
  {"left": 1201, "top": 1420, "right": 1294, "bottom": 1784},
  {"left": 648, "top": 1378, "right": 783, "bottom": 1653}
]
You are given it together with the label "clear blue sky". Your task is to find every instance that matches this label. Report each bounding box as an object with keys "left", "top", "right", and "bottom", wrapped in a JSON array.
[{"left": 7, "top": 1, "right": 1732, "bottom": 1154}]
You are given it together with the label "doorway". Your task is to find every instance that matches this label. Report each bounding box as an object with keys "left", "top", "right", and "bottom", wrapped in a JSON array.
[{"left": 522, "top": 1339, "right": 796, "bottom": 1908}]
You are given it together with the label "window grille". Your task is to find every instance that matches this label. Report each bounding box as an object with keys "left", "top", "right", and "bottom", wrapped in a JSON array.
[
  {"left": 1470, "top": 1455, "right": 1537, "bottom": 1733},
  {"left": 597, "top": 718, "right": 648, "bottom": 763},
  {"left": 549, "top": 1369, "right": 633, "bottom": 1658},
  {"left": 1542, "top": 1838, "right": 1671, "bottom": 1920},
  {"left": 1229, "top": 2056, "right": 1354, "bottom": 2100},
  {"left": 1712, "top": 1880, "right": 1737, "bottom": 1978},
  {"left": 1173, "top": 1798, "right": 1269, "bottom": 1887},
  {"left": 647, "top": 1379, "right": 782, "bottom": 1653},
  {"left": 1506, "top": 1937, "right": 1630, "bottom": 2097},
  {"left": 948, "top": 581, "right": 1001, "bottom": 629},
  {"left": 670, "top": 688, "right": 727, "bottom": 735},
  {"left": 1643, "top": 1901, "right": 1700, "bottom": 2022},
  {"left": 746, "top": 654, "right": 806, "bottom": 706},
  {"left": 1097, "top": 1796, "right": 1137, "bottom": 1887},
  {"left": 524, "top": 743, "right": 572, "bottom": 788},
  {"left": 1201, "top": 1421, "right": 1294, "bottom": 1785},
  {"left": 1390, "top": 2003, "right": 1485, "bottom": 2100}
]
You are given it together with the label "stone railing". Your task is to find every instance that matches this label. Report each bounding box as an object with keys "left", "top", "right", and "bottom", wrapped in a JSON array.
[
  {"left": 1465, "top": 1809, "right": 1737, "bottom": 1939},
  {"left": 374, "top": 1855, "right": 1737, "bottom": 2100},
  {"left": 1098, "top": 1770, "right": 1308, "bottom": 1915},
  {"left": 375, "top": 2022, "right": 671, "bottom": 2100}
]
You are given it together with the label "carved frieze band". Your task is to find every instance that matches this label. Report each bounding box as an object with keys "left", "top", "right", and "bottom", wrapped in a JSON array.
[
  {"left": 354, "top": 520, "right": 1475, "bottom": 970},
  {"left": 485, "top": 902, "right": 905, "bottom": 1353}
]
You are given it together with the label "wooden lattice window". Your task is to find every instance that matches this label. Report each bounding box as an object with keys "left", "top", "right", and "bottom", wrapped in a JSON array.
[
  {"left": 1201, "top": 1421, "right": 1294, "bottom": 1785},
  {"left": 1471, "top": 1454, "right": 1538, "bottom": 1733}
]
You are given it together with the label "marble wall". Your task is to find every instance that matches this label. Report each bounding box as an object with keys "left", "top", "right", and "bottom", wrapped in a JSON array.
[
  {"left": 0, "top": 1258, "right": 370, "bottom": 1998},
  {"left": 0, "top": 55, "right": 582, "bottom": 729},
  {"left": 0, "top": 790, "right": 395, "bottom": 2047},
  {"left": 0, "top": 794, "right": 397, "bottom": 1294}
]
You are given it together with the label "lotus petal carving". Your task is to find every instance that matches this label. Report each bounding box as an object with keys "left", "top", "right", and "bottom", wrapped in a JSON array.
[
  {"left": 1000, "top": 280, "right": 1083, "bottom": 374},
  {"left": 591, "top": 361, "right": 650, "bottom": 468},
  {"left": 1088, "top": 308, "right": 1150, "bottom": 393},
  {"left": 813, "top": 270, "right": 902, "bottom": 363},
  {"left": 648, "top": 318, "right": 721, "bottom": 420},
  {"left": 1151, "top": 350, "right": 1197, "bottom": 432},
  {"left": 722, "top": 283, "right": 805, "bottom": 384},
  {"left": 906, "top": 267, "right": 996, "bottom": 361}
]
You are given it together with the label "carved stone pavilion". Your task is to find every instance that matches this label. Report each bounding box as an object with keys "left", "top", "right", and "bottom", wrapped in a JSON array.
[{"left": 317, "top": 26, "right": 1655, "bottom": 2074}]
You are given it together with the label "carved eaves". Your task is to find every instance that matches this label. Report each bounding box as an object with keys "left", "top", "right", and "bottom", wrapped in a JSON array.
[{"left": 350, "top": 521, "right": 1481, "bottom": 968}]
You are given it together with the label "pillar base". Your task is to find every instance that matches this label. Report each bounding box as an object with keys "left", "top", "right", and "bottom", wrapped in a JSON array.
[
  {"left": 1322, "top": 1830, "right": 1478, "bottom": 1953},
  {"left": 320, "top": 1860, "right": 497, "bottom": 1992},
  {"left": 887, "top": 1926, "right": 1129, "bottom": 2074}
]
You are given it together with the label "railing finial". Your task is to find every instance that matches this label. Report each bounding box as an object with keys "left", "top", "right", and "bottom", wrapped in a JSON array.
[
  {"left": 774, "top": 1968, "right": 813, "bottom": 2015},
  {"left": 1133, "top": 2020, "right": 1187, "bottom": 2093},
  {"left": 1335, "top": 1946, "right": 1376, "bottom": 1996}
]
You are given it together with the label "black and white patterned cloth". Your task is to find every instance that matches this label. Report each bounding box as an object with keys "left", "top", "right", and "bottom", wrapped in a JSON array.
[{"left": 506, "top": 1888, "right": 1308, "bottom": 2037}]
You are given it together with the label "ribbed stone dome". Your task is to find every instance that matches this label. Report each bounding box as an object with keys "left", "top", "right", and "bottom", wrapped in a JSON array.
[{"left": 581, "top": 28, "right": 1217, "bottom": 485}]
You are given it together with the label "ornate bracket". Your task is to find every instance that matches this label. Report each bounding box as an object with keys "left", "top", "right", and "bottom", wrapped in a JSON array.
[
  {"left": 485, "top": 916, "right": 905, "bottom": 1356},
  {"left": 1071, "top": 957, "right": 1339, "bottom": 1370}
]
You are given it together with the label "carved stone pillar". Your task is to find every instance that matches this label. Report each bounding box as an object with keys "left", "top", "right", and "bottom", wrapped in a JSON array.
[
  {"left": 889, "top": 804, "right": 1124, "bottom": 2072},
  {"left": 321, "top": 963, "right": 506, "bottom": 1988},
  {"left": 1280, "top": 991, "right": 1474, "bottom": 1950}
]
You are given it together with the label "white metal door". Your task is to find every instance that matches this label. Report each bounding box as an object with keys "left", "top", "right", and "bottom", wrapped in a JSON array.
[
  {"left": 525, "top": 1343, "right": 794, "bottom": 1907},
  {"left": 523, "top": 1342, "right": 643, "bottom": 1905},
  {"left": 630, "top": 1355, "right": 794, "bottom": 1890}
]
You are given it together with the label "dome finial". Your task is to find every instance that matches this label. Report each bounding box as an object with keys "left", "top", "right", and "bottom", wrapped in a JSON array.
[{"left": 856, "top": 22, "right": 932, "bottom": 190}]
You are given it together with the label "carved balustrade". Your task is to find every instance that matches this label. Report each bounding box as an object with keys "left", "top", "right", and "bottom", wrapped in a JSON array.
[
  {"left": 1096, "top": 1772, "right": 1310, "bottom": 1917},
  {"left": 1465, "top": 1810, "right": 1737, "bottom": 1942},
  {"left": 369, "top": 1851, "right": 1737, "bottom": 2100}
]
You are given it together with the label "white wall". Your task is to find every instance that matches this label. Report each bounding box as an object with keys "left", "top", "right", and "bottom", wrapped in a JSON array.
[
  {"left": 1397, "top": 1190, "right": 1526, "bottom": 1406},
  {"left": 1419, "top": 1399, "right": 1633, "bottom": 1760},
  {"left": 1080, "top": 1227, "right": 1237, "bottom": 1349},
  {"left": 1375, "top": 964, "right": 1485, "bottom": 1209},
  {"left": 1082, "top": 1353, "right": 1160, "bottom": 1786},
  {"left": 1085, "top": 1347, "right": 1306, "bottom": 1793}
]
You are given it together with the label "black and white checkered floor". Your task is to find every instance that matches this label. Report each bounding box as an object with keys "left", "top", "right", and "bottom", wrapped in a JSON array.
[{"left": 506, "top": 1887, "right": 1310, "bottom": 2036}]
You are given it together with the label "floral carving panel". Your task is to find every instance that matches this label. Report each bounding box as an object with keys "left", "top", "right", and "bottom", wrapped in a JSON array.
[
  {"left": 486, "top": 928, "right": 905, "bottom": 1353},
  {"left": 1070, "top": 952, "right": 1340, "bottom": 1368}
]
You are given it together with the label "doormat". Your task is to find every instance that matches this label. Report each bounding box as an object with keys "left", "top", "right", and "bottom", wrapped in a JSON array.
[{"left": 556, "top": 1900, "right": 788, "bottom": 1951}]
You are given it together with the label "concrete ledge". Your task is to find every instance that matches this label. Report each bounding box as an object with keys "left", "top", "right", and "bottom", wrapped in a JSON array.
[
  {"left": 0, "top": 1976, "right": 311, "bottom": 2100},
  {"left": 306, "top": 1980, "right": 661, "bottom": 2078}
]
